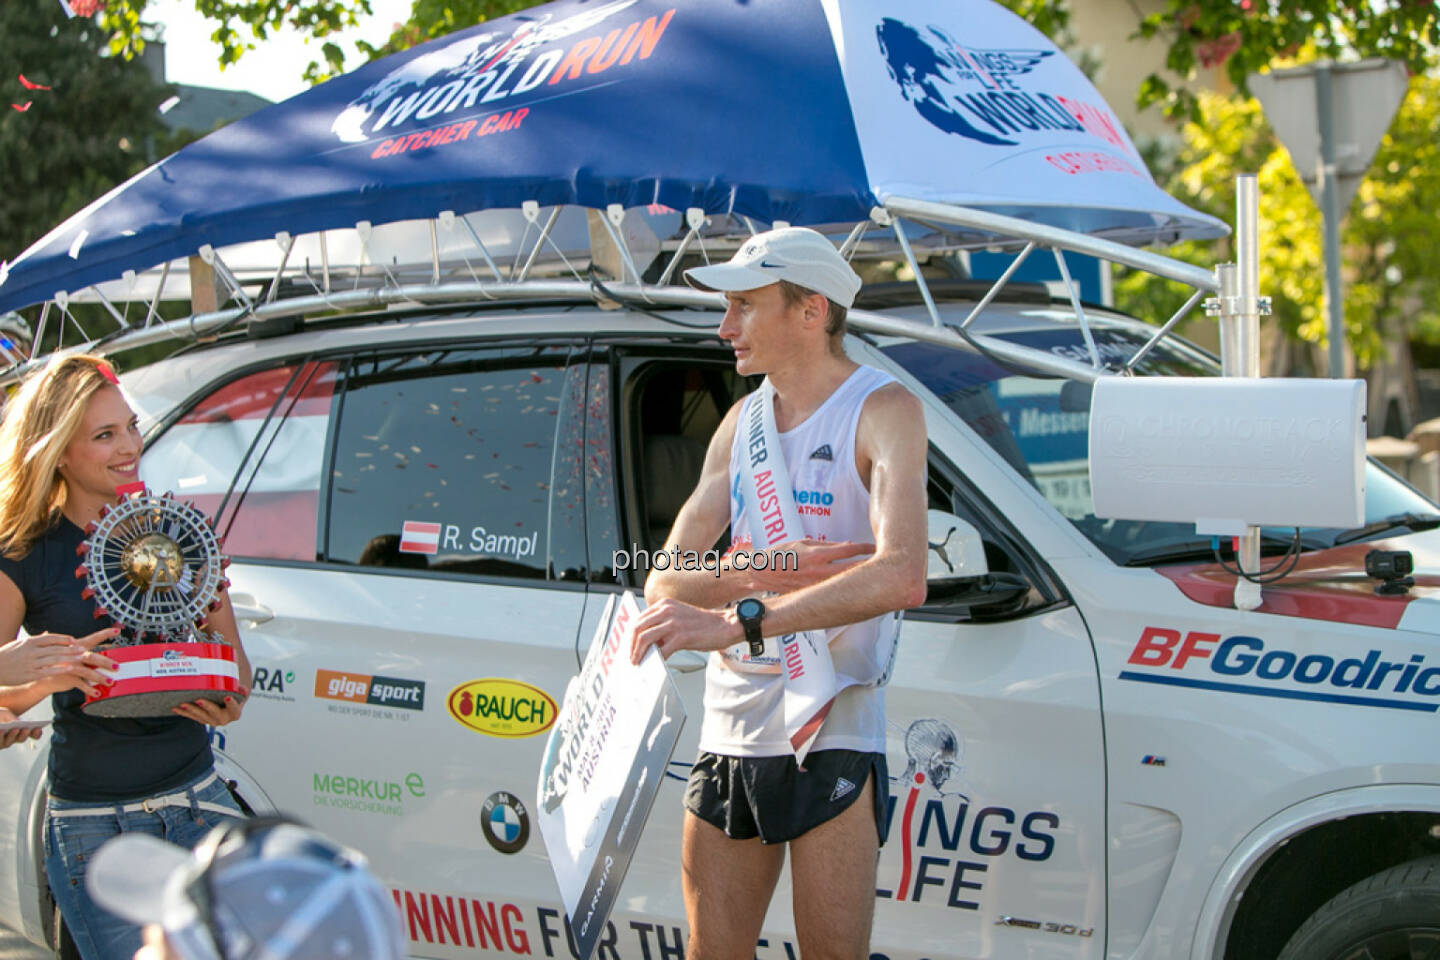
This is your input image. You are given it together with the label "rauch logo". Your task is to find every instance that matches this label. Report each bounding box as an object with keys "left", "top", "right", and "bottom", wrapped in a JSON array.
[{"left": 448, "top": 678, "right": 556, "bottom": 738}]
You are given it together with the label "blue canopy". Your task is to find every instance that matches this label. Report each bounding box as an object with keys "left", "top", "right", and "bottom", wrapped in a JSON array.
[{"left": 0, "top": 0, "right": 1226, "bottom": 313}]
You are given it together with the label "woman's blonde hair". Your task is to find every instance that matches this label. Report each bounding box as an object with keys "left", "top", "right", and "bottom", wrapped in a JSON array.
[{"left": 0, "top": 354, "right": 120, "bottom": 558}]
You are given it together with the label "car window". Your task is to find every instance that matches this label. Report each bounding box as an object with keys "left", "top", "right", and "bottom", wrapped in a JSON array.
[
  {"left": 920, "top": 448, "right": 1058, "bottom": 618},
  {"left": 324, "top": 345, "right": 580, "bottom": 581},
  {"left": 576, "top": 359, "right": 622, "bottom": 584},
  {"left": 884, "top": 323, "right": 1436, "bottom": 564},
  {"left": 141, "top": 360, "right": 337, "bottom": 561},
  {"left": 618, "top": 354, "right": 753, "bottom": 562}
]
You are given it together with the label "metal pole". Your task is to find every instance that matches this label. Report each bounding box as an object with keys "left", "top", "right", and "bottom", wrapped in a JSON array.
[
  {"left": 1235, "top": 174, "right": 1261, "bottom": 378},
  {"left": 1232, "top": 177, "right": 1263, "bottom": 610},
  {"left": 1316, "top": 63, "right": 1347, "bottom": 378},
  {"left": 1215, "top": 263, "right": 1240, "bottom": 376}
]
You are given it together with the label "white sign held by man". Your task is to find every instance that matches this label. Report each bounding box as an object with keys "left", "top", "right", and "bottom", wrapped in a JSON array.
[{"left": 536, "top": 591, "right": 685, "bottom": 960}]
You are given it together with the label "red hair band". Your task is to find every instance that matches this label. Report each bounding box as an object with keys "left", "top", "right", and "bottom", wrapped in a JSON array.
[{"left": 96, "top": 361, "right": 118, "bottom": 385}]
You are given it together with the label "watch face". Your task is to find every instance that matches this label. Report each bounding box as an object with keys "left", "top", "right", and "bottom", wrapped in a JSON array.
[{"left": 737, "top": 598, "right": 763, "bottom": 620}]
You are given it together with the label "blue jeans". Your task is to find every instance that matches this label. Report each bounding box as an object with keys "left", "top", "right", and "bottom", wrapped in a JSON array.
[{"left": 45, "top": 770, "right": 244, "bottom": 960}]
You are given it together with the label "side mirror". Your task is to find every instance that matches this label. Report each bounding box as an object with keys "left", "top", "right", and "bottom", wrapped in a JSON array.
[
  {"left": 924, "top": 510, "right": 1029, "bottom": 610},
  {"left": 926, "top": 510, "right": 988, "bottom": 582}
]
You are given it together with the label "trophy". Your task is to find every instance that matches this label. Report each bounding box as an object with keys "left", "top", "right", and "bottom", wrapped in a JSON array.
[{"left": 74, "top": 488, "right": 241, "bottom": 717}]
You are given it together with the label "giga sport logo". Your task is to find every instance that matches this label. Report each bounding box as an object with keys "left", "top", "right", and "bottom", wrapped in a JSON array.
[{"left": 1119, "top": 627, "right": 1440, "bottom": 712}]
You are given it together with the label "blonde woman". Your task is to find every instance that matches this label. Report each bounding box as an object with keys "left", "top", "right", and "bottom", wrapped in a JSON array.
[{"left": 0, "top": 354, "right": 251, "bottom": 960}]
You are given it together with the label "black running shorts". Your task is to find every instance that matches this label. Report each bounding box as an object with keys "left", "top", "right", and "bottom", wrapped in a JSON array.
[{"left": 684, "top": 749, "right": 887, "bottom": 845}]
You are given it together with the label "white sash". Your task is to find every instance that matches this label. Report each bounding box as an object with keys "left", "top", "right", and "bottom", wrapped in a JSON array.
[{"left": 730, "top": 379, "right": 848, "bottom": 764}]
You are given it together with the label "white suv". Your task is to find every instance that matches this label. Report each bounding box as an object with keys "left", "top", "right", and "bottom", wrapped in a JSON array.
[{"left": 1, "top": 285, "right": 1437, "bottom": 960}]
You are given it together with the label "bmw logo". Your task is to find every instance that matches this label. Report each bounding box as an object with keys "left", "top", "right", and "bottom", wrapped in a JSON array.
[{"left": 481, "top": 791, "right": 530, "bottom": 855}]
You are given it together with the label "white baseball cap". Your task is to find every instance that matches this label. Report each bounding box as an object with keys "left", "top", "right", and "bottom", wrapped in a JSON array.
[
  {"left": 685, "top": 227, "right": 862, "bottom": 308},
  {"left": 87, "top": 817, "right": 405, "bottom": 960}
]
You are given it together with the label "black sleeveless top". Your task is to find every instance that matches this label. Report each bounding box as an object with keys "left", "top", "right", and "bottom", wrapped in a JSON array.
[{"left": 0, "top": 515, "right": 211, "bottom": 801}]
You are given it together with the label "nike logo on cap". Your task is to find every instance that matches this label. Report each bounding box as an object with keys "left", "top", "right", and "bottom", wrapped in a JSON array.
[{"left": 759, "top": 260, "right": 786, "bottom": 268}]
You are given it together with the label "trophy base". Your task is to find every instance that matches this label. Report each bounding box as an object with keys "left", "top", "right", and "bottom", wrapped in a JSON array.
[{"left": 82, "top": 642, "right": 240, "bottom": 719}]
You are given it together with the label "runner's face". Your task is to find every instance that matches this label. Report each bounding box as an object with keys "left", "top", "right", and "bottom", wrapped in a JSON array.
[
  {"left": 718, "top": 284, "right": 800, "bottom": 376},
  {"left": 59, "top": 385, "right": 142, "bottom": 503}
]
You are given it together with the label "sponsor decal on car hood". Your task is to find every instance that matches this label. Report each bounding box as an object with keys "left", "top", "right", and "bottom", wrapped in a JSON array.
[
  {"left": 449, "top": 678, "right": 557, "bottom": 737},
  {"left": 1154, "top": 530, "right": 1440, "bottom": 631}
]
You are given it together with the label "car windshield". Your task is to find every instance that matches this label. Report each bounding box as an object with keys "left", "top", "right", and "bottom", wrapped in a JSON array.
[{"left": 881, "top": 311, "right": 1439, "bottom": 566}]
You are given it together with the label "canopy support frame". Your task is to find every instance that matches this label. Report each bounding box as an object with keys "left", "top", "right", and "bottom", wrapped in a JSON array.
[
  {"left": 881, "top": 197, "right": 1220, "bottom": 365},
  {"left": 1123, "top": 288, "right": 1206, "bottom": 374},
  {"left": 1052, "top": 247, "right": 1100, "bottom": 369},
  {"left": 838, "top": 220, "right": 871, "bottom": 260},
  {"left": 428, "top": 220, "right": 441, "bottom": 286},
  {"left": 87, "top": 286, "right": 130, "bottom": 330},
  {"left": 3, "top": 197, "right": 1227, "bottom": 380},
  {"left": 143, "top": 259, "right": 172, "bottom": 329},
  {"left": 265, "top": 234, "right": 296, "bottom": 304},
  {"left": 600, "top": 204, "right": 648, "bottom": 293},
  {"left": 656, "top": 215, "right": 702, "bottom": 287},
  {"left": 959, "top": 241, "right": 1035, "bottom": 331},
  {"left": 30, "top": 302, "right": 51, "bottom": 360},
  {"left": 53, "top": 294, "right": 91, "bottom": 346},
  {"left": 3, "top": 280, "right": 1109, "bottom": 386},
  {"left": 352, "top": 222, "right": 402, "bottom": 291},
  {"left": 885, "top": 214, "right": 943, "bottom": 329},
  {"left": 516, "top": 204, "right": 570, "bottom": 283},
  {"left": 457, "top": 214, "right": 504, "bottom": 283}
]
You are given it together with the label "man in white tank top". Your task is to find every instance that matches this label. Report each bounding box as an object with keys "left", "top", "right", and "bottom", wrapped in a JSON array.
[{"left": 629, "top": 227, "right": 929, "bottom": 960}]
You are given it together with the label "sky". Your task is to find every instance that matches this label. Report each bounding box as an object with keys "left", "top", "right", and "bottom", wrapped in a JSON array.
[{"left": 147, "top": 0, "right": 416, "bottom": 103}]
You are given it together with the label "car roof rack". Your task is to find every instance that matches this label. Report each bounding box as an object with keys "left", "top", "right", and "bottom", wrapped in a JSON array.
[
  {"left": 854, "top": 279, "right": 1055, "bottom": 311},
  {"left": 0, "top": 195, "right": 1234, "bottom": 389}
]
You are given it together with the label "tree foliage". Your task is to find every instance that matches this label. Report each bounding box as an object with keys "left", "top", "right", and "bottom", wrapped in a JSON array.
[
  {"left": 1132, "top": 0, "right": 1439, "bottom": 120},
  {"left": 90, "top": 0, "right": 1439, "bottom": 117},
  {"left": 40, "top": 0, "right": 1440, "bottom": 377},
  {"left": 0, "top": 3, "right": 173, "bottom": 264},
  {"left": 93, "top": 0, "right": 1073, "bottom": 84},
  {"left": 1113, "top": 76, "right": 1440, "bottom": 373},
  {"left": 95, "top": 1, "right": 533, "bottom": 83}
]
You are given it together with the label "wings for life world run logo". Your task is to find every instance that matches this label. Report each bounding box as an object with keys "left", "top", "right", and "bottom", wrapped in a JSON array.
[
  {"left": 875, "top": 17, "right": 1140, "bottom": 176},
  {"left": 331, "top": 0, "right": 675, "bottom": 155},
  {"left": 880, "top": 719, "right": 1062, "bottom": 910}
]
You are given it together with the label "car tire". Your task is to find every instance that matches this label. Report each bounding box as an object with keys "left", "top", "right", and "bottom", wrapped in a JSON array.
[{"left": 1276, "top": 855, "right": 1440, "bottom": 960}]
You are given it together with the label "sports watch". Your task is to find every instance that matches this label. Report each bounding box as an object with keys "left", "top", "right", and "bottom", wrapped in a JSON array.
[{"left": 735, "top": 597, "right": 766, "bottom": 657}]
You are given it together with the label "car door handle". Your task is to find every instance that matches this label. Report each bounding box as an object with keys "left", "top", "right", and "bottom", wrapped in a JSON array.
[
  {"left": 667, "top": 650, "right": 707, "bottom": 673},
  {"left": 228, "top": 592, "right": 275, "bottom": 624}
]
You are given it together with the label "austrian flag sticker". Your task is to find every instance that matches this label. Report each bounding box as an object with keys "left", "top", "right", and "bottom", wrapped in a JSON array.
[{"left": 399, "top": 521, "right": 441, "bottom": 555}]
